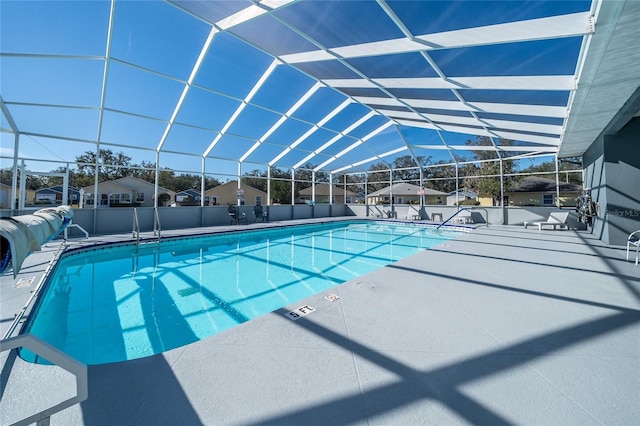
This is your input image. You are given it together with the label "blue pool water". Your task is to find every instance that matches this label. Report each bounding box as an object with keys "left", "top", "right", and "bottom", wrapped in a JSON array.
[{"left": 22, "top": 221, "right": 463, "bottom": 365}]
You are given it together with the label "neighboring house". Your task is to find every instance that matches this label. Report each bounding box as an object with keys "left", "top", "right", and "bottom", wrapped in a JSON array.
[
  {"left": 204, "top": 181, "right": 267, "bottom": 206},
  {"left": 505, "top": 176, "right": 582, "bottom": 207},
  {"left": 446, "top": 190, "right": 477, "bottom": 206},
  {"left": 82, "top": 176, "right": 174, "bottom": 207},
  {"left": 34, "top": 185, "right": 81, "bottom": 205},
  {"left": 0, "top": 182, "right": 11, "bottom": 209},
  {"left": 173, "top": 188, "right": 201, "bottom": 207},
  {"left": 298, "top": 184, "right": 356, "bottom": 204},
  {"left": 367, "top": 183, "right": 448, "bottom": 205}
]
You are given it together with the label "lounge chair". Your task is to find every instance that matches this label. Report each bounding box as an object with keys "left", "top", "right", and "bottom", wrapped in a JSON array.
[
  {"left": 533, "top": 211, "right": 569, "bottom": 231},
  {"left": 627, "top": 230, "right": 640, "bottom": 266},
  {"left": 400, "top": 205, "right": 421, "bottom": 220},
  {"left": 452, "top": 210, "right": 473, "bottom": 224}
]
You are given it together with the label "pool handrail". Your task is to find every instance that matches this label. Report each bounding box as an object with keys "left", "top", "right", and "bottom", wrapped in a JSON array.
[
  {"left": 153, "top": 207, "right": 161, "bottom": 240},
  {"left": 0, "top": 241, "right": 84, "bottom": 426},
  {"left": 0, "top": 333, "right": 88, "bottom": 426},
  {"left": 437, "top": 207, "right": 489, "bottom": 229},
  {"left": 132, "top": 208, "right": 140, "bottom": 244}
]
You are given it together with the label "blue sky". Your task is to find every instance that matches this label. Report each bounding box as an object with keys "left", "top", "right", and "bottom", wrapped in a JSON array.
[{"left": 1, "top": 0, "right": 589, "bottom": 178}]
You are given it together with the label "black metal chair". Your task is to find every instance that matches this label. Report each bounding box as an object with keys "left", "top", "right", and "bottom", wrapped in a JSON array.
[
  {"left": 253, "top": 205, "right": 268, "bottom": 223},
  {"left": 228, "top": 205, "right": 238, "bottom": 224}
]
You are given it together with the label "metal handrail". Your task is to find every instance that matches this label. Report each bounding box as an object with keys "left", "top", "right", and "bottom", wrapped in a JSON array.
[
  {"left": 153, "top": 207, "right": 161, "bottom": 240},
  {"left": 0, "top": 242, "right": 86, "bottom": 426},
  {"left": 132, "top": 207, "right": 140, "bottom": 244},
  {"left": 0, "top": 334, "right": 88, "bottom": 426},
  {"left": 437, "top": 207, "right": 489, "bottom": 230},
  {"left": 63, "top": 221, "right": 89, "bottom": 241}
]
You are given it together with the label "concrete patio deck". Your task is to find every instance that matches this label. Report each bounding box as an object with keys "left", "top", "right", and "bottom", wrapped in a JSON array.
[{"left": 1, "top": 221, "right": 639, "bottom": 425}]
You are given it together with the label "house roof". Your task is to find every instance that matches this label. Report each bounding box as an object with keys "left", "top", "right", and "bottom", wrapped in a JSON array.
[
  {"left": 175, "top": 188, "right": 201, "bottom": 197},
  {"left": 81, "top": 180, "right": 133, "bottom": 193},
  {"left": 298, "top": 184, "right": 356, "bottom": 196},
  {"left": 368, "top": 182, "right": 447, "bottom": 197},
  {"left": 112, "top": 176, "right": 173, "bottom": 194},
  {"left": 448, "top": 190, "right": 477, "bottom": 198},
  {"left": 509, "top": 176, "right": 582, "bottom": 193},
  {"left": 207, "top": 180, "right": 267, "bottom": 195},
  {"left": 35, "top": 185, "right": 80, "bottom": 194}
]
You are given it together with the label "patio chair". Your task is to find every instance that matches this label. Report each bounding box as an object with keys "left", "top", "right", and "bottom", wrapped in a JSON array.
[
  {"left": 228, "top": 205, "right": 247, "bottom": 225},
  {"left": 401, "top": 205, "right": 421, "bottom": 220},
  {"left": 452, "top": 210, "right": 473, "bottom": 224},
  {"left": 627, "top": 230, "right": 640, "bottom": 266},
  {"left": 533, "top": 211, "right": 569, "bottom": 231},
  {"left": 228, "top": 205, "right": 238, "bottom": 224},
  {"left": 253, "top": 205, "right": 268, "bottom": 223}
]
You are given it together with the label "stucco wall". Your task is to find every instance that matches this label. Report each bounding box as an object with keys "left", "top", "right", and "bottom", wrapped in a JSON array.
[{"left": 583, "top": 117, "right": 640, "bottom": 245}]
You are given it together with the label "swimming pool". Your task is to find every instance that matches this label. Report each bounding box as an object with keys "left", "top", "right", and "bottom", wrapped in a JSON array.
[{"left": 22, "top": 220, "right": 464, "bottom": 365}]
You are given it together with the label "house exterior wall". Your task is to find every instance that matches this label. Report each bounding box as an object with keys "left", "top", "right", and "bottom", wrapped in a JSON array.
[
  {"left": 508, "top": 192, "right": 579, "bottom": 207},
  {"left": 298, "top": 185, "right": 356, "bottom": 204},
  {"left": 82, "top": 182, "right": 134, "bottom": 206},
  {"left": 584, "top": 116, "right": 640, "bottom": 245},
  {"left": 0, "top": 183, "right": 10, "bottom": 209},
  {"left": 116, "top": 177, "right": 171, "bottom": 207},
  {"left": 366, "top": 194, "right": 444, "bottom": 205},
  {"left": 205, "top": 182, "right": 267, "bottom": 206},
  {"left": 82, "top": 177, "right": 174, "bottom": 207}
]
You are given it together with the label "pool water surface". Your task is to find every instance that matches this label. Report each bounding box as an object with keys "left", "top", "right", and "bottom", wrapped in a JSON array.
[{"left": 22, "top": 221, "right": 463, "bottom": 365}]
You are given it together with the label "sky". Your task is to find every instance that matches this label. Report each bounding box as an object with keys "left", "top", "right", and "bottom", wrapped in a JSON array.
[{"left": 0, "top": 0, "right": 590, "bottom": 178}]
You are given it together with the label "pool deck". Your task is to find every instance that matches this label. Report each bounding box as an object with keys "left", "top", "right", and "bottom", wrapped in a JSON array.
[{"left": 1, "top": 219, "right": 639, "bottom": 425}]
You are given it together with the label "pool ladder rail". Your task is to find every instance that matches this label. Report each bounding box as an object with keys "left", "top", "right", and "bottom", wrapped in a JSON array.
[{"left": 133, "top": 207, "right": 162, "bottom": 246}]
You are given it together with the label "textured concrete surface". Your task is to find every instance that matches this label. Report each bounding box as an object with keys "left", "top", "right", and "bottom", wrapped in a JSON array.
[{"left": 1, "top": 221, "right": 639, "bottom": 425}]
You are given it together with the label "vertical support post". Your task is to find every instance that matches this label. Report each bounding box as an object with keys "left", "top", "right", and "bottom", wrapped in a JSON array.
[
  {"left": 154, "top": 151, "right": 160, "bottom": 208},
  {"left": 290, "top": 168, "right": 295, "bottom": 205},
  {"left": 93, "top": 145, "right": 100, "bottom": 211},
  {"left": 237, "top": 162, "right": 242, "bottom": 206},
  {"left": 554, "top": 154, "right": 561, "bottom": 208},
  {"left": 329, "top": 174, "right": 333, "bottom": 204},
  {"left": 343, "top": 177, "right": 347, "bottom": 204},
  {"left": 62, "top": 167, "right": 69, "bottom": 207},
  {"left": 267, "top": 167, "right": 271, "bottom": 206},
  {"left": 455, "top": 161, "right": 460, "bottom": 207},
  {"left": 499, "top": 155, "right": 505, "bottom": 224},
  {"left": 18, "top": 160, "right": 26, "bottom": 211},
  {"left": 200, "top": 157, "right": 206, "bottom": 207},
  {"left": 419, "top": 167, "right": 424, "bottom": 208},
  {"left": 11, "top": 133, "right": 19, "bottom": 211},
  {"left": 365, "top": 172, "right": 369, "bottom": 216},
  {"left": 311, "top": 170, "right": 316, "bottom": 204},
  {"left": 389, "top": 169, "right": 393, "bottom": 210}
]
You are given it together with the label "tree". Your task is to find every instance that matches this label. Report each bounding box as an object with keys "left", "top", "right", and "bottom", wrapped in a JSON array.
[
  {"left": 392, "top": 155, "right": 431, "bottom": 183},
  {"left": 461, "top": 136, "right": 516, "bottom": 205},
  {"left": 270, "top": 167, "right": 292, "bottom": 204},
  {"left": 366, "top": 161, "right": 392, "bottom": 192},
  {"left": 426, "top": 160, "right": 457, "bottom": 193},
  {"left": 76, "top": 149, "right": 133, "bottom": 181},
  {"left": 518, "top": 156, "right": 582, "bottom": 185},
  {"left": 241, "top": 169, "right": 268, "bottom": 192}
]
